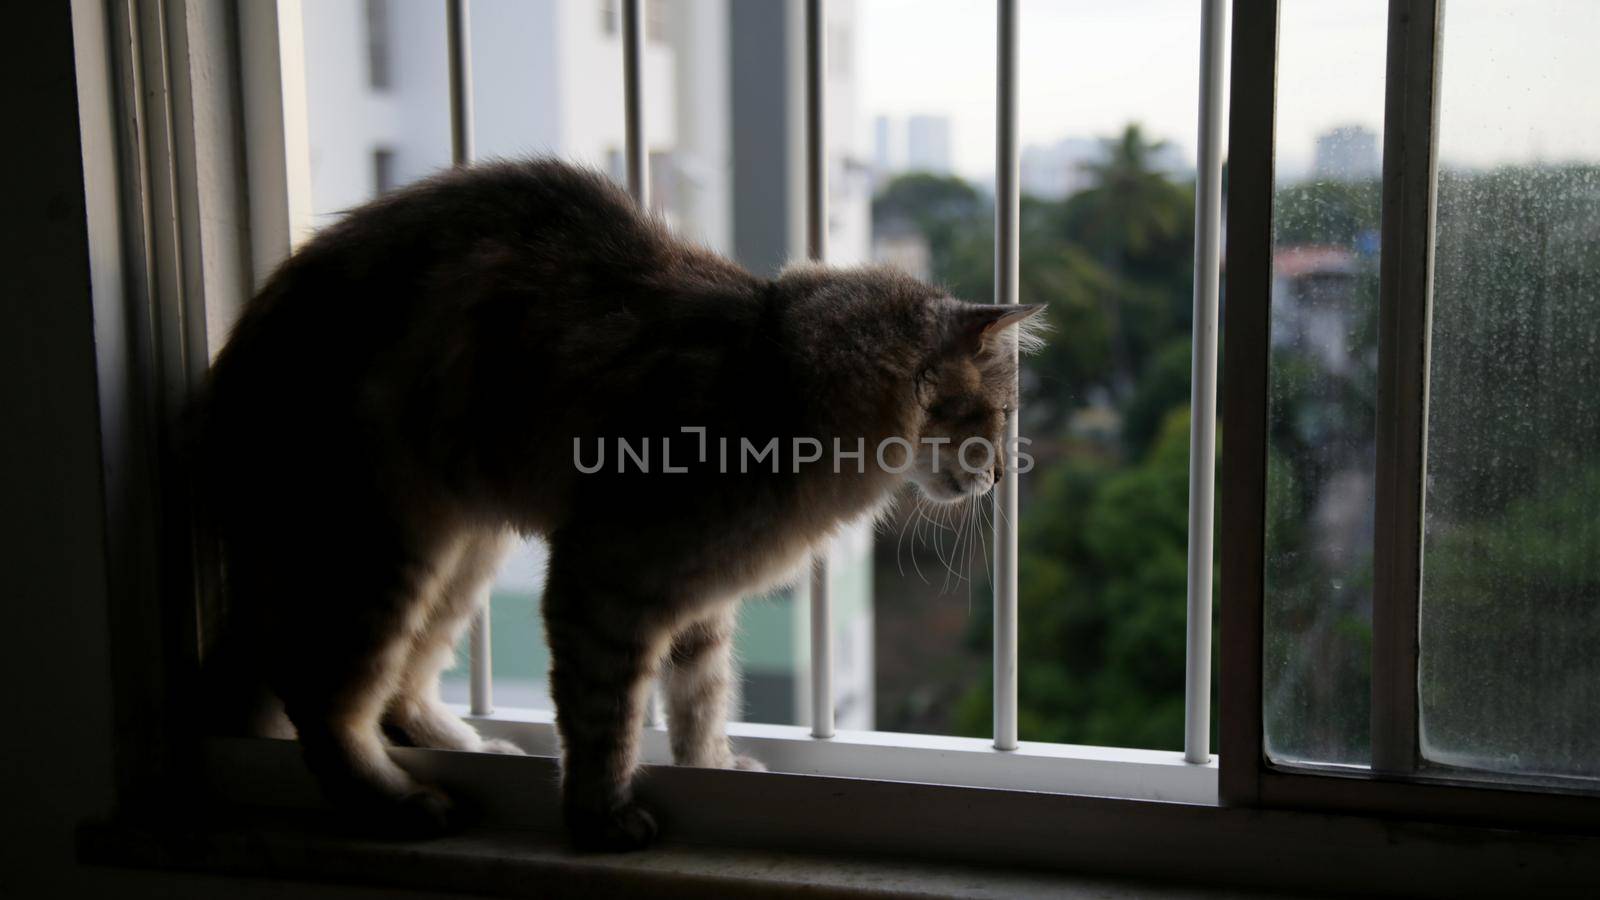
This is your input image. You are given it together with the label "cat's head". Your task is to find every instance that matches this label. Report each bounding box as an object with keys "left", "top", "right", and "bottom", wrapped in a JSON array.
[
  {"left": 907, "top": 299, "right": 1047, "bottom": 504},
  {"left": 771, "top": 264, "right": 1047, "bottom": 503}
]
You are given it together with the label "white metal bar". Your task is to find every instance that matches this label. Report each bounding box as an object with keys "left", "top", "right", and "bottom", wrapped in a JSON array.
[
  {"left": 1183, "top": 0, "right": 1228, "bottom": 767},
  {"left": 809, "top": 558, "right": 833, "bottom": 739},
  {"left": 468, "top": 592, "right": 492, "bottom": 717},
  {"left": 446, "top": 0, "right": 492, "bottom": 718},
  {"left": 805, "top": 0, "right": 834, "bottom": 740},
  {"left": 622, "top": 0, "right": 647, "bottom": 204},
  {"left": 804, "top": 0, "right": 827, "bottom": 262},
  {"left": 992, "top": 0, "right": 1020, "bottom": 753},
  {"left": 446, "top": 0, "right": 473, "bottom": 166},
  {"left": 618, "top": 0, "right": 664, "bottom": 729}
]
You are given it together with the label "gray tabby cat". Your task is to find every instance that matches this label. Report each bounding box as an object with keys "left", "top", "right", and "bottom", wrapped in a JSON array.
[{"left": 195, "top": 159, "right": 1043, "bottom": 850}]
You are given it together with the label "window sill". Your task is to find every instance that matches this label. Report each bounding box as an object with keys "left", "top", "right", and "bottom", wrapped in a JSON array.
[
  {"left": 77, "top": 810, "right": 1245, "bottom": 899},
  {"left": 465, "top": 705, "right": 1218, "bottom": 805},
  {"left": 141, "top": 736, "right": 1600, "bottom": 897}
]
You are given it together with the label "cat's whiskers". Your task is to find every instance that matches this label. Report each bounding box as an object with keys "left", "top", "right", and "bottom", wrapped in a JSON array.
[
  {"left": 940, "top": 496, "right": 966, "bottom": 589},
  {"left": 894, "top": 490, "right": 921, "bottom": 580},
  {"left": 966, "top": 495, "right": 985, "bottom": 588},
  {"left": 943, "top": 500, "right": 968, "bottom": 593},
  {"left": 941, "top": 502, "right": 969, "bottom": 591},
  {"left": 909, "top": 498, "right": 933, "bottom": 586}
]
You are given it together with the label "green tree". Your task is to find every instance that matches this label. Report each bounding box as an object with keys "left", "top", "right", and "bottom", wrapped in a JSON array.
[
  {"left": 956, "top": 409, "right": 1196, "bottom": 749},
  {"left": 1272, "top": 179, "right": 1380, "bottom": 246},
  {"left": 1058, "top": 124, "right": 1195, "bottom": 400},
  {"left": 871, "top": 172, "right": 985, "bottom": 269},
  {"left": 1068, "top": 125, "right": 1191, "bottom": 261}
]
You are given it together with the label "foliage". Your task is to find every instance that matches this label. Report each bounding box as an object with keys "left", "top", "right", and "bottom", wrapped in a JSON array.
[
  {"left": 877, "top": 124, "right": 1194, "bottom": 430},
  {"left": 877, "top": 122, "right": 1600, "bottom": 766},
  {"left": 878, "top": 124, "right": 1202, "bottom": 749},
  {"left": 955, "top": 409, "right": 1195, "bottom": 748},
  {"left": 1271, "top": 179, "right": 1380, "bottom": 247}
]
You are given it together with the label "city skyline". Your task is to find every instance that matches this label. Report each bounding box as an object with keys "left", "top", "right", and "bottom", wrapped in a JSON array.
[{"left": 860, "top": 0, "right": 1600, "bottom": 182}]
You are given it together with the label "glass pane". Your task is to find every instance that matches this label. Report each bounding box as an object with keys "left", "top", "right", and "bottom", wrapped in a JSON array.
[
  {"left": 1419, "top": 0, "right": 1600, "bottom": 785},
  {"left": 1261, "top": 0, "right": 1386, "bottom": 767}
]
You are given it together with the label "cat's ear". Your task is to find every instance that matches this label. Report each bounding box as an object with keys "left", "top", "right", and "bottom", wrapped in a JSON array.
[{"left": 950, "top": 302, "right": 1047, "bottom": 358}]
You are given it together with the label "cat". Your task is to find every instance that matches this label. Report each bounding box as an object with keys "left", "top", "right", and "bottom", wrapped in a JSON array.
[{"left": 192, "top": 158, "right": 1044, "bottom": 851}]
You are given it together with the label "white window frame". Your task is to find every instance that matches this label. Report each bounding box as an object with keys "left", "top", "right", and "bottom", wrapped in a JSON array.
[
  {"left": 80, "top": 0, "right": 1600, "bottom": 890},
  {"left": 1220, "top": 0, "right": 1600, "bottom": 831}
]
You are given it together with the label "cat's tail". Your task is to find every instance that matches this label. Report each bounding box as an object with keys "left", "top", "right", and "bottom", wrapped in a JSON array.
[{"left": 179, "top": 370, "right": 291, "bottom": 739}]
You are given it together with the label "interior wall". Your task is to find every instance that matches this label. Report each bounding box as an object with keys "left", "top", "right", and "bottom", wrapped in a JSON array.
[
  {"left": 0, "top": 2, "right": 120, "bottom": 893},
  {"left": 0, "top": 3, "right": 462, "bottom": 896}
]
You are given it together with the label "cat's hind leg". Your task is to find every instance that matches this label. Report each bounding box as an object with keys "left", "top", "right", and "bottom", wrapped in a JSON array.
[
  {"left": 277, "top": 633, "right": 455, "bottom": 835},
  {"left": 267, "top": 531, "right": 458, "bottom": 837},
  {"left": 663, "top": 602, "right": 764, "bottom": 771},
  {"left": 385, "top": 529, "right": 523, "bottom": 755}
]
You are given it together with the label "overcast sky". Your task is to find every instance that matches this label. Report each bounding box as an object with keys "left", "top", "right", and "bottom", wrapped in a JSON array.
[{"left": 858, "top": 0, "right": 1600, "bottom": 181}]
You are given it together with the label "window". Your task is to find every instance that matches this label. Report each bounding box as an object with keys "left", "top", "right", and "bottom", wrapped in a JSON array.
[
  {"left": 371, "top": 147, "right": 396, "bottom": 195},
  {"left": 1418, "top": 0, "right": 1600, "bottom": 788},
  {"left": 365, "top": 0, "right": 392, "bottom": 90},
  {"left": 253, "top": 0, "right": 1228, "bottom": 797},
  {"left": 1262, "top": 0, "right": 1386, "bottom": 769},
  {"left": 1225, "top": 0, "right": 1600, "bottom": 826},
  {"left": 603, "top": 0, "right": 666, "bottom": 43},
  {"left": 606, "top": 147, "right": 624, "bottom": 186},
  {"left": 828, "top": 23, "right": 851, "bottom": 79},
  {"left": 87, "top": 0, "right": 1600, "bottom": 889}
]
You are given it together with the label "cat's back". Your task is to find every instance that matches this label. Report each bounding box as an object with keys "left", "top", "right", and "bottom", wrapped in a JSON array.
[
  {"left": 228, "top": 159, "right": 754, "bottom": 350},
  {"left": 201, "top": 159, "right": 768, "bottom": 463},
  {"left": 283, "top": 159, "right": 667, "bottom": 294},
  {"left": 213, "top": 160, "right": 748, "bottom": 379}
]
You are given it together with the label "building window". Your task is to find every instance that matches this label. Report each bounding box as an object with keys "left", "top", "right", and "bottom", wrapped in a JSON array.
[
  {"left": 602, "top": 0, "right": 665, "bottom": 42},
  {"left": 372, "top": 147, "right": 396, "bottom": 196},
  {"left": 828, "top": 24, "right": 851, "bottom": 79},
  {"left": 648, "top": 150, "right": 676, "bottom": 215},
  {"left": 108, "top": 1, "right": 1600, "bottom": 876},
  {"left": 647, "top": 0, "right": 666, "bottom": 42},
  {"left": 365, "top": 0, "right": 392, "bottom": 91}
]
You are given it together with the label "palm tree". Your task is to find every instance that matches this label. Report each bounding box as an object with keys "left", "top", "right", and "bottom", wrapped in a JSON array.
[
  {"left": 1066, "top": 124, "right": 1192, "bottom": 402},
  {"left": 1075, "top": 124, "right": 1189, "bottom": 259}
]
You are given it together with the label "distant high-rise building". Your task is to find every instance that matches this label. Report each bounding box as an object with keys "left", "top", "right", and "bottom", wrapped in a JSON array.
[
  {"left": 1019, "top": 134, "right": 1192, "bottom": 199},
  {"left": 1313, "top": 125, "right": 1380, "bottom": 182},
  {"left": 1020, "top": 137, "right": 1102, "bottom": 199},
  {"left": 872, "top": 114, "right": 895, "bottom": 175},
  {"left": 905, "top": 114, "right": 952, "bottom": 174}
]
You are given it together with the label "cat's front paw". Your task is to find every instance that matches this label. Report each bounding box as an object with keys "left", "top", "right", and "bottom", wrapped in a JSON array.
[
  {"left": 566, "top": 801, "right": 659, "bottom": 853},
  {"left": 479, "top": 737, "right": 527, "bottom": 755},
  {"left": 730, "top": 753, "right": 767, "bottom": 772}
]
